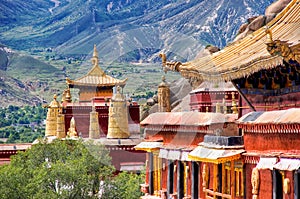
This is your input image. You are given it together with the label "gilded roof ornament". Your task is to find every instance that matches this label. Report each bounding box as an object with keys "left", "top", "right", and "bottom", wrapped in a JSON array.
[
  {"left": 91, "top": 44, "right": 99, "bottom": 67},
  {"left": 49, "top": 94, "right": 60, "bottom": 108},
  {"left": 67, "top": 117, "right": 78, "bottom": 138},
  {"left": 265, "top": 27, "right": 300, "bottom": 64},
  {"left": 159, "top": 53, "right": 182, "bottom": 73}
]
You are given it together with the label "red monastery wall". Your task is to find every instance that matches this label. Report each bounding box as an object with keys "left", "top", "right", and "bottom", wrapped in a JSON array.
[{"left": 244, "top": 133, "right": 300, "bottom": 151}]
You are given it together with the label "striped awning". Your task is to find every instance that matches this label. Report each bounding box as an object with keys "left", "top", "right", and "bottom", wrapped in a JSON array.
[{"left": 188, "top": 146, "right": 244, "bottom": 164}]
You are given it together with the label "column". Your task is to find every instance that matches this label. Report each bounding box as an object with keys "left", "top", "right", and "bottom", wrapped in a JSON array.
[
  {"left": 167, "top": 160, "right": 174, "bottom": 197},
  {"left": 191, "top": 162, "right": 199, "bottom": 199},
  {"left": 177, "top": 161, "right": 184, "bottom": 199},
  {"left": 149, "top": 152, "right": 154, "bottom": 195}
]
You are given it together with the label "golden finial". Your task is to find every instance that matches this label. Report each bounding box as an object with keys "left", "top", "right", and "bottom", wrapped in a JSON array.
[
  {"left": 265, "top": 27, "right": 274, "bottom": 45},
  {"left": 215, "top": 102, "right": 221, "bottom": 113},
  {"left": 91, "top": 44, "right": 99, "bottom": 66},
  {"left": 93, "top": 44, "right": 98, "bottom": 58},
  {"left": 231, "top": 92, "right": 238, "bottom": 114},
  {"left": 67, "top": 117, "right": 78, "bottom": 138},
  {"left": 223, "top": 98, "right": 227, "bottom": 114},
  {"left": 116, "top": 85, "right": 121, "bottom": 93}
]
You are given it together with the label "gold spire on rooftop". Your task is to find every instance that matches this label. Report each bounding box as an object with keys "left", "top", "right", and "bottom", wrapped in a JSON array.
[
  {"left": 89, "top": 106, "right": 100, "bottom": 139},
  {"left": 67, "top": 117, "right": 78, "bottom": 138},
  {"left": 107, "top": 86, "right": 130, "bottom": 139},
  {"left": 91, "top": 44, "right": 99, "bottom": 67},
  {"left": 158, "top": 75, "right": 170, "bottom": 112},
  {"left": 45, "top": 94, "right": 61, "bottom": 137}
]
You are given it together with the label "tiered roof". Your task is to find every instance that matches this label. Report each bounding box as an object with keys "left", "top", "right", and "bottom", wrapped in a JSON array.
[{"left": 66, "top": 45, "right": 127, "bottom": 87}]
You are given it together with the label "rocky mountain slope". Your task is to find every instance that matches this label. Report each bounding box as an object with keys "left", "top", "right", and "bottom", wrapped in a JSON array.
[
  {"left": 0, "top": 0, "right": 275, "bottom": 106},
  {"left": 1, "top": 0, "right": 273, "bottom": 62}
]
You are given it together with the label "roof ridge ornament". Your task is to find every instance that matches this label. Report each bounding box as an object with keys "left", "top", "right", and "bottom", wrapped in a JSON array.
[
  {"left": 91, "top": 44, "right": 99, "bottom": 67},
  {"left": 159, "top": 53, "right": 182, "bottom": 73},
  {"left": 265, "top": 27, "right": 300, "bottom": 64}
]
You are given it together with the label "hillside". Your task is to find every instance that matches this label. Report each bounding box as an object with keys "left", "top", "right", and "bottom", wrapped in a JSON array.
[
  {"left": 0, "top": 0, "right": 274, "bottom": 106},
  {"left": 0, "top": 0, "right": 273, "bottom": 62}
]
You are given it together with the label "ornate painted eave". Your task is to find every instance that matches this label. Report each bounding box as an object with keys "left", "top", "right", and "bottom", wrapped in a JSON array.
[{"left": 162, "top": 0, "right": 300, "bottom": 82}]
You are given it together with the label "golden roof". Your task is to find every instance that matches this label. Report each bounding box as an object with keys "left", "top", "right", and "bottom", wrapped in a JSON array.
[
  {"left": 67, "top": 45, "right": 127, "bottom": 87},
  {"left": 175, "top": 0, "right": 300, "bottom": 82}
]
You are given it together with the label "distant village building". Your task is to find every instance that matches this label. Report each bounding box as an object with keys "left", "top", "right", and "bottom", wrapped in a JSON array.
[
  {"left": 136, "top": 0, "right": 300, "bottom": 199},
  {"left": 0, "top": 144, "right": 31, "bottom": 165}
]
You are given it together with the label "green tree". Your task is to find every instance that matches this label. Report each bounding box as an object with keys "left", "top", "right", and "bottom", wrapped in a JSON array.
[
  {"left": 101, "top": 171, "right": 145, "bottom": 199},
  {"left": 0, "top": 139, "right": 114, "bottom": 199}
]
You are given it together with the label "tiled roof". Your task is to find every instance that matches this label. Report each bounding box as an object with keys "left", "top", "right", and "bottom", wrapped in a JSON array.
[
  {"left": 141, "top": 112, "right": 238, "bottom": 126},
  {"left": 238, "top": 108, "right": 300, "bottom": 124},
  {"left": 67, "top": 65, "right": 127, "bottom": 87},
  {"left": 178, "top": 0, "right": 300, "bottom": 82}
]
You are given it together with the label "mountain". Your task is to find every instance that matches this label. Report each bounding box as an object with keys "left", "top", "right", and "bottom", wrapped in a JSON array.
[
  {"left": 0, "top": 0, "right": 274, "bottom": 106},
  {"left": 1, "top": 0, "right": 273, "bottom": 62}
]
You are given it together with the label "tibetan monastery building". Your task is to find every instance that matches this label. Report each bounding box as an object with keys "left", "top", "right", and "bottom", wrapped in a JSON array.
[
  {"left": 136, "top": 0, "right": 300, "bottom": 198},
  {"left": 44, "top": 45, "right": 145, "bottom": 173}
]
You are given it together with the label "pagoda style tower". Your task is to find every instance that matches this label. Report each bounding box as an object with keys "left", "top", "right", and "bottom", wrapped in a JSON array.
[
  {"left": 45, "top": 95, "right": 62, "bottom": 137},
  {"left": 66, "top": 44, "right": 127, "bottom": 102},
  {"left": 158, "top": 76, "right": 171, "bottom": 112},
  {"left": 107, "top": 86, "right": 130, "bottom": 139}
]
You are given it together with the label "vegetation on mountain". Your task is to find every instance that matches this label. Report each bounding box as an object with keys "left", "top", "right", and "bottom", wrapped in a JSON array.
[
  {"left": 0, "top": 105, "right": 46, "bottom": 143},
  {"left": 0, "top": 139, "right": 144, "bottom": 199}
]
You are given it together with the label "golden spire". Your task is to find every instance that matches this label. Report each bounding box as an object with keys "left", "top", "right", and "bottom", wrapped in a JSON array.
[
  {"left": 158, "top": 75, "right": 170, "bottom": 112},
  {"left": 45, "top": 94, "right": 61, "bottom": 137},
  {"left": 65, "top": 87, "right": 72, "bottom": 102},
  {"left": 265, "top": 27, "right": 274, "bottom": 45},
  {"left": 67, "top": 117, "right": 78, "bottom": 138},
  {"left": 107, "top": 86, "right": 130, "bottom": 139},
  {"left": 56, "top": 113, "right": 65, "bottom": 138},
  {"left": 89, "top": 105, "right": 100, "bottom": 139},
  {"left": 91, "top": 44, "right": 99, "bottom": 67}
]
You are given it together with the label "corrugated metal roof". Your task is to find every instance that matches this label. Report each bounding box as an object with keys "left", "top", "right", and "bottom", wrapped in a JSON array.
[
  {"left": 176, "top": 0, "right": 300, "bottom": 82},
  {"left": 141, "top": 112, "right": 237, "bottom": 126},
  {"left": 238, "top": 108, "right": 300, "bottom": 124}
]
